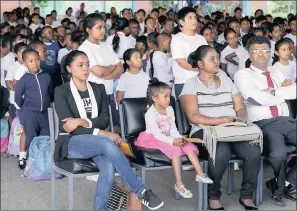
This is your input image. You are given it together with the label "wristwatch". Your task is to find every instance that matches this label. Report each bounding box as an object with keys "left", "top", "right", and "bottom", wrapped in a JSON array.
[{"left": 270, "top": 88, "right": 275, "bottom": 96}]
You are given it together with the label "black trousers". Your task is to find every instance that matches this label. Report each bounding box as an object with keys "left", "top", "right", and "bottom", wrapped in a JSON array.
[
  {"left": 254, "top": 116, "right": 296, "bottom": 189},
  {"left": 174, "top": 83, "right": 184, "bottom": 98},
  {"left": 19, "top": 110, "right": 50, "bottom": 153},
  {"left": 286, "top": 161, "right": 297, "bottom": 187},
  {"left": 192, "top": 130, "right": 261, "bottom": 200},
  {"left": 0, "top": 86, "right": 9, "bottom": 117}
]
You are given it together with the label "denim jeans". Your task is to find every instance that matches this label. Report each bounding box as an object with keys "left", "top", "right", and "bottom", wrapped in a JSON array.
[{"left": 67, "top": 134, "right": 145, "bottom": 210}]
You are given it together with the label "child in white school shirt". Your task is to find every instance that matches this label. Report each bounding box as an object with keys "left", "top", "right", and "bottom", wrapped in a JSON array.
[
  {"left": 106, "top": 18, "right": 135, "bottom": 62},
  {"left": 57, "top": 33, "right": 73, "bottom": 64},
  {"left": 220, "top": 28, "right": 248, "bottom": 80},
  {"left": 151, "top": 33, "right": 174, "bottom": 87},
  {"left": 271, "top": 39, "right": 296, "bottom": 82},
  {"left": 78, "top": 13, "right": 123, "bottom": 128},
  {"left": 5, "top": 43, "right": 27, "bottom": 120},
  {"left": 116, "top": 48, "right": 150, "bottom": 103},
  {"left": 170, "top": 7, "right": 208, "bottom": 97}
]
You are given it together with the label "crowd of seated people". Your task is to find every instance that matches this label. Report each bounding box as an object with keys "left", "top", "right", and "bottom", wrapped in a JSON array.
[{"left": 0, "top": 2, "right": 296, "bottom": 210}]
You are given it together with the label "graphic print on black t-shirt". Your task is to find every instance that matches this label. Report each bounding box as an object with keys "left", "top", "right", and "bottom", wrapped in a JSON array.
[{"left": 78, "top": 90, "right": 92, "bottom": 119}]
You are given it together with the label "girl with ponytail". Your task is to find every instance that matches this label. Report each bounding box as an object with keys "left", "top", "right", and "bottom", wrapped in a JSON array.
[
  {"left": 271, "top": 39, "right": 296, "bottom": 81},
  {"left": 116, "top": 48, "right": 150, "bottom": 103},
  {"left": 135, "top": 78, "right": 213, "bottom": 199},
  {"left": 78, "top": 13, "right": 124, "bottom": 128},
  {"left": 106, "top": 17, "right": 135, "bottom": 62}
]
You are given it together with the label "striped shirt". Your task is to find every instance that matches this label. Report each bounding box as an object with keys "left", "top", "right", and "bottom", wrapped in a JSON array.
[{"left": 180, "top": 75, "right": 239, "bottom": 136}]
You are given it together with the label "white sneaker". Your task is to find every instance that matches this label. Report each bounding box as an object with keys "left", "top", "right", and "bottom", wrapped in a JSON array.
[
  {"left": 195, "top": 174, "right": 213, "bottom": 184},
  {"left": 174, "top": 184, "right": 193, "bottom": 198}
]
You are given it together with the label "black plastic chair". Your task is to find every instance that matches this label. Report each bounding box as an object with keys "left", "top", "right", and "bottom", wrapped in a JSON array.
[
  {"left": 118, "top": 97, "right": 206, "bottom": 210},
  {"left": 48, "top": 105, "right": 99, "bottom": 210},
  {"left": 174, "top": 99, "right": 210, "bottom": 210}
]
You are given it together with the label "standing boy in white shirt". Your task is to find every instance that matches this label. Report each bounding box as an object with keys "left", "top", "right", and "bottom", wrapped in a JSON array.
[
  {"left": 170, "top": 7, "right": 207, "bottom": 97},
  {"left": 136, "top": 9, "right": 146, "bottom": 35},
  {"left": 234, "top": 36, "right": 297, "bottom": 206},
  {"left": 151, "top": 33, "right": 174, "bottom": 87},
  {"left": 284, "top": 17, "right": 297, "bottom": 58}
]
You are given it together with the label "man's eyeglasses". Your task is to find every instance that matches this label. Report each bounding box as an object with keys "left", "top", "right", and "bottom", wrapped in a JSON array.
[{"left": 250, "top": 49, "right": 270, "bottom": 54}]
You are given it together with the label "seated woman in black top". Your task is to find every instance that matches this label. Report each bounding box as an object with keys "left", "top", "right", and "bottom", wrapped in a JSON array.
[{"left": 54, "top": 50, "right": 164, "bottom": 210}]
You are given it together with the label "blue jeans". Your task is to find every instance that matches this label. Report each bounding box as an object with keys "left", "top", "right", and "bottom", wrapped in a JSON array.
[{"left": 67, "top": 134, "right": 145, "bottom": 210}]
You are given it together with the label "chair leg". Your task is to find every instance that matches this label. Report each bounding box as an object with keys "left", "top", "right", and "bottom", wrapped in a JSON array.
[
  {"left": 259, "top": 158, "right": 263, "bottom": 204},
  {"left": 227, "top": 162, "right": 234, "bottom": 195},
  {"left": 108, "top": 105, "right": 114, "bottom": 133},
  {"left": 141, "top": 167, "right": 146, "bottom": 185},
  {"left": 255, "top": 169, "right": 260, "bottom": 206},
  {"left": 203, "top": 161, "right": 208, "bottom": 210},
  {"left": 175, "top": 190, "right": 181, "bottom": 200},
  {"left": 68, "top": 175, "right": 74, "bottom": 210},
  {"left": 51, "top": 170, "right": 56, "bottom": 210},
  {"left": 197, "top": 182, "right": 203, "bottom": 210}
]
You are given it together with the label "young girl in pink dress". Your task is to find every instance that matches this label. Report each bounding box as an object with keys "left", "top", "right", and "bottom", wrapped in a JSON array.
[{"left": 135, "top": 78, "right": 213, "bottom": 199}]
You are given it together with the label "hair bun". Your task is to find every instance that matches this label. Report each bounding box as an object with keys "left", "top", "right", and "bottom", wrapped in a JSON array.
[
  {"left": 149, "top": 77, "right": 159, "bottom": 85},
  {"left": 187, "top": 52, "right": 198, "bottom": 68}
]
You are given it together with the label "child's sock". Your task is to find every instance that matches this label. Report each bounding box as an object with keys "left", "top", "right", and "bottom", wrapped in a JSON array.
[
  {"left": 276, "top": 178, "right": 290, "bottom": 187},
  {"left": 285, "top": 181, "right": 290, "bottom": 187},
  {"left": 19, "top": 151, "right": 27, "bottom": 160}
]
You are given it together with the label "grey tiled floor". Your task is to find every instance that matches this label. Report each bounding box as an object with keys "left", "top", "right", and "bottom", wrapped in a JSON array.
[{"left": 1, "top": 154, "right": 296, "bottom": 210}]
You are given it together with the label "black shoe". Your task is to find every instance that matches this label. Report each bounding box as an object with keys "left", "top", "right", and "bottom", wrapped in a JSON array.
[
  {"left": 266, "top": 179, "right": 285, "bottom": 207},
  {"left": 18, "top": 158, "right": 27, "bottom": 170},
  {"left": 239, "top": 198, "right": 258, "bottom": 210},
  {"left": 284, "top": 184, "right": 297, "bottom": 201},
  {"left": 208, "top": 202, "right": 225, "bottom": 210},
  {"left": 139, "top": 188, "right": 164, "bottom": 210},
  {"left": 208, "top": 206, "right": 225, "bottom": 210}
]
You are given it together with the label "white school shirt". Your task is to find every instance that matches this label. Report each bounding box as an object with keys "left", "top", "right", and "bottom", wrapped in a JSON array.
[
  {"left": 5, "top": 61, "right": 21, "bottom": 107},
  {"left": 8, "top": 21, "right": 17, "bottom": 27},
  {"left": 234, "top": 64, "right": 296, "bottom": 123},
  {"left": 268, "top": 40, "right": 276, "bottom": 67},
  {"left": 14, "top": 64, "right": 28, "bottom": 81},
  {"left": 106, "top": 32, "right": 135, "bottom": 61},
  {"left": 29, "top": 23, "right": 43, "bottom": 33},
  {"left": 57, "top": 47, "right": 72, "bottom": 64},
  {"left": 220, "top": 45, "right": 249, "bottom": 80},
  {"left": 144, "top": 105, "right": 182, "bottom": 145},
  {"left": 78, "top": 39, "right": 120, "bottom": 95},
  {"left": 271, "top": 61, "right": 296, "bottom": 82},
  {"left": 52, "top": 20, "right": 61, "bottom": 28},
  {"left": 171, "top": 32, "right": 208, "bottom": 84},
  {"left": 116, "top": 71, "right": 150, "bottom": 98},
  {"left": 152, "top": 51, "right": 174, "bottom": 86},
  {"left": 139, "top": 22, "right": 145, "bottom": 35},
  {"left": 284, "top": 33, "right": 297, "bottom": 46},
  {"left": 63, "top": 15, "right": 77, "bottom": 24},
  {"left": 129, "top": 35, "right": 137, "bottom": 47},
  {"left": 1, "top": 53, "right": 15, "bottom": 88},
  {"left": 24, "top": 17, "right": 29, "bottom": 26},
  {"left": 217, "top": 33, "right": 225, "bottom": 45}
]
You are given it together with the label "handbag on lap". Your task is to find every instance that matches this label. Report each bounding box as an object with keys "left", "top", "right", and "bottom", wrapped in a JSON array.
[{"left": 199, "top": 122, "right": 263, "bottom": 165}]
